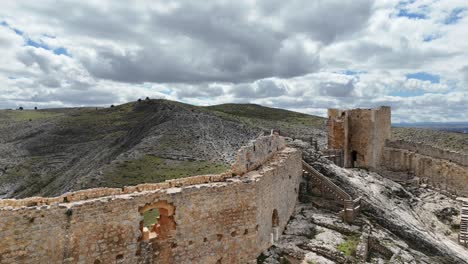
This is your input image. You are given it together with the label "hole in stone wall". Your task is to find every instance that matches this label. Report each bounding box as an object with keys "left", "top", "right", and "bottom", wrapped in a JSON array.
[
  {"left": 143, "top": 208, "right": 160, "bottom": 229},
  {"left": 189, "top": 240, "right": 193, "bottom": 245},
  {"left": 204, "top": 237, "right": 208, "bottom": 242},
  {"left": 255, "top": 225, "right": 259, "bottom": 231},
  {"left": 231, "top": 231, "right": 237, "bottom": 237},
  {"left": 139, "top": 201, "right": 176, "bottom": 242},
  {"left": 272, "top": 209, "right": 279, "bottom": 227},
  {"left": 217, "top": 234, "right": 223, "bottom": 241},
  {"left": 94, "top": 260, "right": 101, "bottom": 264},
  {"left": 116, "top": 254, "right": 124, "bottom": 264},
  {"left": 216, "top": 258, "right": 223, "bottom": 264},
  {"left": 244, "top": 229, "right": 249, "bottom": 235},
  {"left": 171, "top": 242, "right": 177, "bottom": 248},
  {"left": 351, "top": 150, "right": 358, "bottom": 168},
  {"left": 253, "top": 145, "right": 256, "bottom": 152}
]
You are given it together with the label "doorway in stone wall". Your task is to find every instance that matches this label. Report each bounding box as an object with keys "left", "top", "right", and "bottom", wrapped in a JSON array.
[
  {"left": 351, "top": 150, "right": 358, "bottom": 168},
  {"left": 139, "top": 201, "right": 176, "bottom": 241},
  {"left": 271, "top": 209, "right": 279, "bottom": 243}
]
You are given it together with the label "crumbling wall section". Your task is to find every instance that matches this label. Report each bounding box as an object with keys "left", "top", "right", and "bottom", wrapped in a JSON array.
[
  {"left": 386, "top": 140, "right": 468, "bottom": 167},
  {"left": 0, "top": 135, "right": 301, "bottom": 264},
  {"left": 327, "top": 109, "right": 345, "bottom": 150},
  {"left": 327, "top": 106, "right": 391, "bottom": 169},
  {"left": 382, "top": 142, "right": 468, "bottom": 196}
]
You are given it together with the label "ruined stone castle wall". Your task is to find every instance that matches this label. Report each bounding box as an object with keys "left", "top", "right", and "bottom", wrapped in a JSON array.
[
  {"left": 327, "top": 109, "right": 345, "bottom": 150},
  {"left": 0, "top": 135, "right": 302, "bottom": 264},
  {"left": 382, "top": 142, "right": 468, "bottom": 196},
  {"left": 327, "top": 106, "right": 391, "bottom": 169},
  {"left": 385, "top": 140, "right": 468, "bottom": 167},
  {"left": 346, "top": 109, "right": 373, "bottom": 168}
]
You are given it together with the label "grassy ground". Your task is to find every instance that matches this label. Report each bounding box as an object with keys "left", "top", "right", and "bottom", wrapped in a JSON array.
[
  {"left": 337, "top": 234, "right": 360, "bottom": 257},
  {"left": 98, "top": 155, "right": 229, "bottom": 188},
  {"left": 143, "top": 208, "right": 160, "bottom": 227},
  {"left": 0, "top": 109, "right": 64, "bottom": 123},
  {"left": 206, "top": 104, "right": 324, "bottom": 128},
  {"left": 206, "top": 104, "right": 325, "bottom": 139}
]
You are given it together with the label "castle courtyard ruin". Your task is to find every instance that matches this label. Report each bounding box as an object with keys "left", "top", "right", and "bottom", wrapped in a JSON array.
[{"left": 1, "top": 107, "right": 468, "bottom": 263}]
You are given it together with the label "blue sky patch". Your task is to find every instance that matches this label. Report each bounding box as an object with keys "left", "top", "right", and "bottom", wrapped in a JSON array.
[
  {"left": 26, "top": 38, "right": 71, "bottom": 56},
  {"left": 423, "top": 34, "right": 439, "bottom": 42},
  {"left": 406, "top": 72, "right": 440, "bottom": 83},
  {"left": 397, "top": 9, "right": 427, "bottom": 19},
  {"left": 26, "top": 39, "right": 49, "bottom": 49},
  {"left": 342, "top": 70, "right": 367, "bottom": 75},
  {"left": 53, "top": 47, "right": 70, "bottom": 56},
  {"left": 445, "top": 8, "right": 465, "bottom": 24},
  {"left": 1, "top": 21, "right": 71, "bottom": 57}
]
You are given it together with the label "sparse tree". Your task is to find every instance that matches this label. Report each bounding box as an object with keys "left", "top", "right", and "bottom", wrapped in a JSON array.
[
  {"left": 18, "top": 106, "right": 23, "bottom": 110},
  {"left": 34, "top": 106, "right": 38, "bottom": 110},
  {"left": 137, "top": 98, "right": 142, "bottom": 102},
  {"left": 145, "top": 97, "right": 150, "bottom": 100},
  {"left": 110, "top": 104, "right": 115, "bottom": 108}
]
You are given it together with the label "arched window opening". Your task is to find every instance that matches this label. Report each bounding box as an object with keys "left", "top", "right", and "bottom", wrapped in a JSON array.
[
  {"left": 351, "top": 150, "right": 358, "bottom": 168},
  {"left": 272, "top": 209, "right": 279, "bottom": 227},
  {"left": 271, "top": 209, "right": 280, "bottom": 243},
  {"left": 139, "top": 201, "right": 176, "bottom": 241}
]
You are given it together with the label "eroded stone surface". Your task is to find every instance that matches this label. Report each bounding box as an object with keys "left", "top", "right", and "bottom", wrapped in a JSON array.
[{"left": 0, "top": 136, "right": 301, "bottom": 264}]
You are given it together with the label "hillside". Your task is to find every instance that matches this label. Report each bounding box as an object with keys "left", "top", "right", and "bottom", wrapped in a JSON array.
[
  {"left": 392, "top": 127, "right": 468, "bottom": 154},
  {"left": 0, "top": 100, "right": 325, "bottom": 198}
]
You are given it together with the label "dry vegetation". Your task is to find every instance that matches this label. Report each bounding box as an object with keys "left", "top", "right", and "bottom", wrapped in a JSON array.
[{"left": 392, "top": 127, "right": 468, "bottom": 154}]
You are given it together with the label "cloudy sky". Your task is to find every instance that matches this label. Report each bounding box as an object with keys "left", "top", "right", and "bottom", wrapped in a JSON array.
[{"left": 1, "top": 0, "right": 467, "bottom": 122}]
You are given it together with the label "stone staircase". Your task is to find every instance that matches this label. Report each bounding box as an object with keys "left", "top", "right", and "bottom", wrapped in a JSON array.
[
  {"left": 460, "top": 202, "right": 468, "bottom": 247},
  {"left": 302, "top": 160, "right": 361, "bottom": 223}
]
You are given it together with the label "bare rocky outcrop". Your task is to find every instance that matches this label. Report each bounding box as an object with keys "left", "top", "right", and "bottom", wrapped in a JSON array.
[{"left": 260, "top": 140, "right": 468, "bottom": 264}]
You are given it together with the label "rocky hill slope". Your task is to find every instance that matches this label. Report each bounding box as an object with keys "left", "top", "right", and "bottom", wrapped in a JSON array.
[
  {"left": 0, "top": 99, "right": 325, "bottom": 198},
  {"left": 392, "top": 127, "right": 468, "bottom": 154}
]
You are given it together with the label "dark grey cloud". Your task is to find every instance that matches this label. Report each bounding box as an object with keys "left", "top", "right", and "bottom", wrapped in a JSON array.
[
  {"left": 258, "top": 0, "right": 374, "bottom": 43},
  {"left": 16, "top": 48, "right": 55, "bottom": 74},
  {"left": 461, "top": 65, "right": 468, "bottom": 83},
  {"left": 9, "top": 0, "right": 376, "bottom": 84},
  {"left": 176, "top": 85, "right": 224, "bottom": 99},
  {"left": 1, "top": 0, "right": 468, "bottom": 123},
  {"left": 343, "top": 38, "right": 458, "bottom": 69},
  {"left": 319, "top": 79, "right": 355, "bottom": 97},
  {"left": 230, "top": 79, "right": 287, "bottom": 98}
]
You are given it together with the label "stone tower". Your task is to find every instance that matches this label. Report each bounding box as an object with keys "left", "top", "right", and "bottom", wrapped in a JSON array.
[{"left": 327, "top": 106, "right": 391, "bottom": 169}]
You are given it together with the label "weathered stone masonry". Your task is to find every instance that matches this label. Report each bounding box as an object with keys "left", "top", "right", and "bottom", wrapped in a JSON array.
[
  {"left": 0, "top": 135, "right": 302, "bottom": 264},
  {"left": 327, "top": 106, "right": 468, "bottom": 196},
  {"left": 382, "top": 140, "right": 468, "bottom": 197},
  {"left": 327, "top": 106, "right": 391, "bottom": 169}
]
